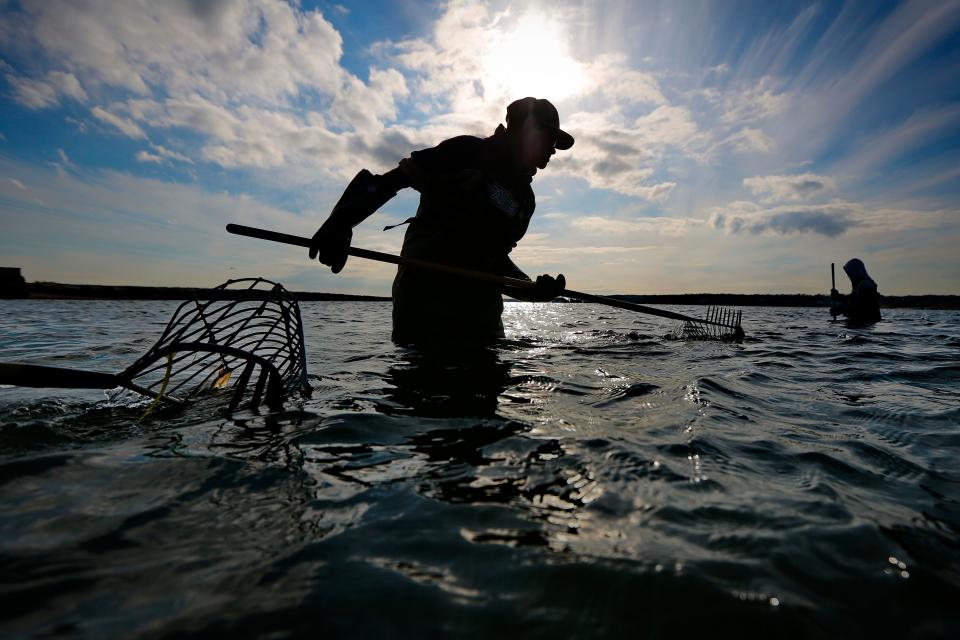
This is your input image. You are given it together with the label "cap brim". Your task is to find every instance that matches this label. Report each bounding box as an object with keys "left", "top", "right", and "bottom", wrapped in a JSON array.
[{"left": 554, "top": 129, "right": 574, "bottom": 151}]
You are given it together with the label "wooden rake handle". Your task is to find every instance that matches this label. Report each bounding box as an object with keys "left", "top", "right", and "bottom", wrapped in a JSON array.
[{"left": 226, "top": 224, "right": 718, "bottom": 326}]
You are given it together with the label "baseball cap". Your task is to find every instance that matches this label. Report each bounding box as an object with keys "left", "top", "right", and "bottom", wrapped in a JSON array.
[{"left": 506, "top": 97, "right": 575, "bottom": 150}]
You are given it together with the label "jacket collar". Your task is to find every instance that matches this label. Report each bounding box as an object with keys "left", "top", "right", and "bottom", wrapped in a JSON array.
[{"left": 487, "top": 125, "right": 532, "bottom": 186}]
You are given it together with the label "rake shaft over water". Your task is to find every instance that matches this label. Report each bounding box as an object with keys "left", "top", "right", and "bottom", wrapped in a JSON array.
[{"left": 226, "top": 224, "right": 745, "bottom": 340}]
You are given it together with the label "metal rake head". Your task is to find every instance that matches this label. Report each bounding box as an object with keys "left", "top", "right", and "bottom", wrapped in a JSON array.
[
  {"left": 680, "top": 306, "right": 745, "bottom": 341},
  {"left": 116, "top": 277, "right": 309, "bottom": 412}
]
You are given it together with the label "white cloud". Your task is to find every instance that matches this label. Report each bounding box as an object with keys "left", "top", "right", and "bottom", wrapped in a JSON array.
[
  {"left": 711, "top": 202, "right": 855, "bottom": 237},
  {"left": 0, "top": 0, "right": 716, "bottom": 200},
  {"left": 552, "top": 105, "right": 706, "bottom": 199},
  {"left": 9, "top": 178, "right": 26, "bottom": 190},
  {"left": 48, "top": 71, "right": 87, "bottom": 102},
  {"left": 717, "top": 77, "right": 787, "bottom": 126},
  {"left": 0, "top": 0, "right": 409, "bottom": 175},
  {"left": 135, "top": 150, "right": 163, "bottom": 164},
  {"left": 91, "top": 106, "right": 147, "bottom": 139},
  {"left": 0, "top": 1, "right": 344, "bottom": 104},
  {"left": 2, "top": 66, "right": 85, "bottom": 108},
  {"left": 8, "top": 75, "right": 59, "bottom": 109},
  {"left": 571, "top": 215, "right": 699, "bottom": 237},
  {"left": 577, "top": 53, "right": 666, "bottom": 106},
  {"left": 743, "top": 173, "right": 837, "bottom": 203},
  {"left": 709, "top": 198, "right": 956, "bottom": 237},
  {"left": 724, "top": 128, "right": 773, "bottom": 153},
  {"left": 149, "top": 144, "right": 193, "bottom": 165}
]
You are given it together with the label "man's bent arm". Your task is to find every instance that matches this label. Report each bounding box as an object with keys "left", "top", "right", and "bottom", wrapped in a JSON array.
[{"left": 309, "top": 167, "right": 412, "bottom": 271}]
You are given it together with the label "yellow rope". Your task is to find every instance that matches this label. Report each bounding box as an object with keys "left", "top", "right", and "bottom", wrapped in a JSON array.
[{"left": 139, "top": 352, "right": 175, "bottom": 422}]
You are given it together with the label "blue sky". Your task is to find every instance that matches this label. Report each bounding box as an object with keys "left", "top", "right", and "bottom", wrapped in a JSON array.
[{"left": 1, "top": 0, "right": 959, "bottom": 295}]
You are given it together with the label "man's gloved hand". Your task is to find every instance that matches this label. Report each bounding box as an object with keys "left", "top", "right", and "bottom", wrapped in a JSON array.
[
  {"left": 308, "top": 169, "right": 402, "bottom": 273},
  {"left": 529, "top": 273, "right": 566, "bottom": 302},
  {"left": 309, "top": 219, "right": 352, "bottom": 273},
  {"left": 829, "top": 288, "right": 842, "bottom": 317}
]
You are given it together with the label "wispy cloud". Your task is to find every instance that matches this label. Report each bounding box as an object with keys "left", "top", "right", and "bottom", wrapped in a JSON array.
[
  {"left": 743, "top": 173, "right": 837, "bottom": 203},
  {"left": 711, "top": 201, "right": 856, "bottom": 237},
  {"left": 571, "top": 215, "right": 699, "bottom": 237},
  {"left": 710, "top": 199, "right": 957, "bottom": 238},
  {"left": 91, "top": 106, "right": 146, "bottom": 139},
  {"left": 831, "top": 104, "right": 960, "bottom": 182}
]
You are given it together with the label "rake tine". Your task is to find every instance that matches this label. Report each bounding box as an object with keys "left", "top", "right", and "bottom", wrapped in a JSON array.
[
  {"left": 228, "top": 360, "right": 256, "bottom": 414},
  {"left": 250, "top": 365, "right": 267, "bottom": 410},
  {"left": 265, "top": 370, "right": 283, "bottom": 410}
]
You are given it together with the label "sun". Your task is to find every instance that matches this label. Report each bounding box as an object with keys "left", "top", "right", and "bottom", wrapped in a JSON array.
[{"left": 482, "top": 14, "right": 585, "bottom": 102}]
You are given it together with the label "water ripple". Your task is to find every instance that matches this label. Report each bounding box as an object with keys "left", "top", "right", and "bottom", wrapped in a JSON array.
[{"left": 0, "top": 301, "right": 958, "bottom": 637}]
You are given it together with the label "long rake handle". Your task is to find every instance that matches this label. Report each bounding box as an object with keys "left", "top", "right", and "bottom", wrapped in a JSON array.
[
  {"left": 0, "top": 362, "right": 119, "bottom": 389},
  {"left": 226, "top": 224, "right": 728, "bottom": 327}
]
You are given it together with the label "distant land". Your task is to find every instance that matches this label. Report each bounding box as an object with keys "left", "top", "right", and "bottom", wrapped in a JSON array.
[
  {"left": 18, "top": 281, "right": 391, "bottom": 302},
  {"left": 612, "top": 293, "right": 960, "bottom": 310},
  {"left": 3, "top": 279, "right": 958, "bottom": 309}
]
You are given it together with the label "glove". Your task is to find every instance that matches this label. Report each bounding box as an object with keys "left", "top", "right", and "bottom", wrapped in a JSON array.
[
  {"left": 308, "top": 169, "right": 398, "bottom": 273},
  {"left": 529, "top": 273, "right": 566, "bottom": 302},
  {"left": 309, "top": 219, "right": 352, "bottom": 273}
]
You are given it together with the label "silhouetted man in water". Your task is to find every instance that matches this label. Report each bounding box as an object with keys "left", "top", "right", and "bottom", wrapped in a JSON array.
[
  {"left": 309, "top": 97, "right": 574, "bottom": 343},
  {"left": 831, "top": 258, "right": 882, "bottom": 323}
]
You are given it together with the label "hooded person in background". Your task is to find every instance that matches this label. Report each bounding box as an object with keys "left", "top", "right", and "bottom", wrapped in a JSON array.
[
  {"left": 831, "top": 258, "right": 882, "bottom": 323},
  {"left": 308, "top": 97, "right": 574, "bottom": 344}
]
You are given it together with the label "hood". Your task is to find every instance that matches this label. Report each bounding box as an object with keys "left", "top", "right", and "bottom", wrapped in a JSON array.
[{"left": 843, "top": 258, "right": 870, "bottom": 284}]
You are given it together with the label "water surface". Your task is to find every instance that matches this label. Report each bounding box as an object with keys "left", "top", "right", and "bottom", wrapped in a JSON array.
[{"left": 1, "top": 300, "right": 958, "bottom": 638}]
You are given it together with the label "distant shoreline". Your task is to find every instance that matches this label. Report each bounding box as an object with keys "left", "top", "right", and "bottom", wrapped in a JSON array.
[
  {"left": 613, "top": 293, "right": 960, "bottom": 310},
  {"left": 4, "top": 282, "right": 957, "bottom": 309},
  {"left": 16, "top": 282, "right": 391, "bottom": 302}
]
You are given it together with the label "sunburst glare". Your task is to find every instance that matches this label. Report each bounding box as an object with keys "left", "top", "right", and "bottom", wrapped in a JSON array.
[{"left": 482, "top": 14, "right": 586, "bottom": 101}]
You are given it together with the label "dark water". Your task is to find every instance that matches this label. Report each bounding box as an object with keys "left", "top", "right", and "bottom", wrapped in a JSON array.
[{"left": 1, "top": 300, "right": 958, "bottom": 638}]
